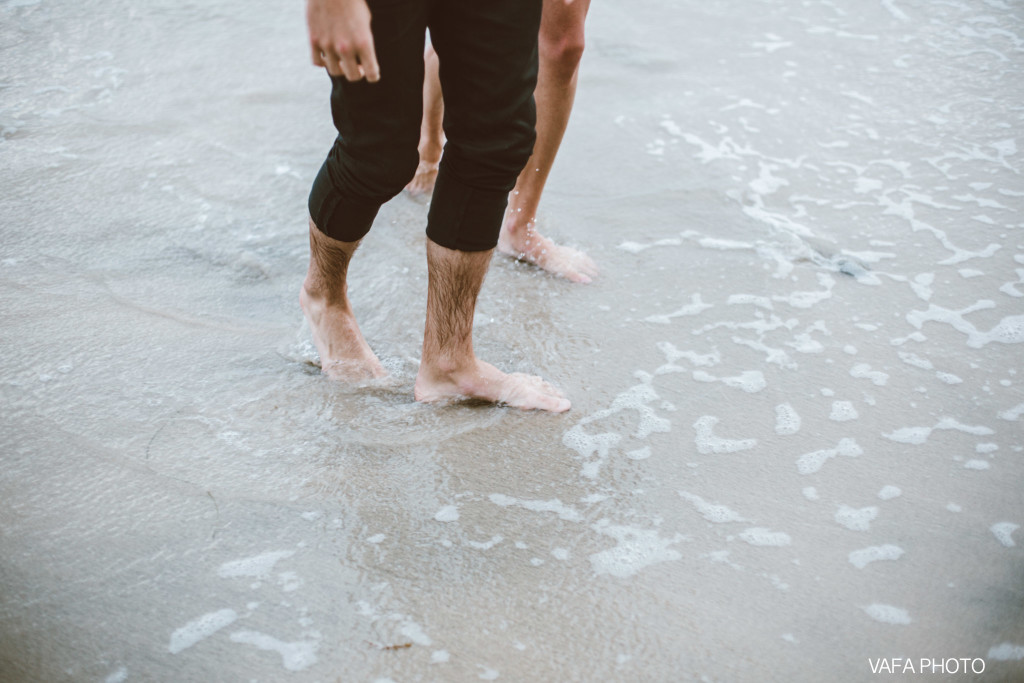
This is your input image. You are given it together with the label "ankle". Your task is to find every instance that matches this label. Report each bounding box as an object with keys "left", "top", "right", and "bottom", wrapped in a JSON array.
[
  {"left": 420, "top": 349, "right": 475, "bottom": 379},
  {"left": 418, "top": 140, "right": 443, "bottom": 163},
  {"left": 302, "top": 277, "right": 349, "bottom": 310}
]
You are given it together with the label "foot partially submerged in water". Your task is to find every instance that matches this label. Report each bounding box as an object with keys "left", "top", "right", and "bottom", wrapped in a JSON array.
[
  {"left": 301, "top": 220, "right": 386, "bottom": 381},
  {"left": 414, "top": 357, "right": 571, "bottom": 413},
  {"left": 414, "top": 238, "right": 571, "bottom": 413},
  {"left": 498, "top": 216, "right": 599, "bottom": 284},
  {"left": 300, "top": 287, "right": 386, "bottom": 380}
]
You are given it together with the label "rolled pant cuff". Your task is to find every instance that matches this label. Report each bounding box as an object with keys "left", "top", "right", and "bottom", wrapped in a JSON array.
[
  {"left": 308, "top": 159, "right": 384, "bottom": 242},
  {"left": 425, "top": 168, "right": 509, "bottom": 252}
]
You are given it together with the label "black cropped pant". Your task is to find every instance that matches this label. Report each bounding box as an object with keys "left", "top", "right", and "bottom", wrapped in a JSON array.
[{"left": 308, "top": 0, "right": 543, "bottom": 252}]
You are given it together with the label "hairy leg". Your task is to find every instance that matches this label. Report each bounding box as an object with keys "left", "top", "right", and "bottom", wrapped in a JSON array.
[
  {"left": 498, "top": 0, "right": 598, "bottom": 283},
  {"left": 405, "top": 45, "right": 444, "bottom": 196},
  {"left": 414, "top": 239, "right": 570, "bottom": 412},
  {"left": 300, "top": 219, "right": 386, "bottom": 380}
]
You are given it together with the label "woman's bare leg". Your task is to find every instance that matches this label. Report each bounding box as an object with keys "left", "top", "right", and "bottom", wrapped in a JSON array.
[
  {"left": 498, "top": 0, "right": 598, "bottom": 284},
  {"left": 405, "top": 45, "right": 444, "bottom": 196}
]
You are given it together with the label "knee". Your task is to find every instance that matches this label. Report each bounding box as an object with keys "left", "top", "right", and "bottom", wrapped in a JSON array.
[
  {"left": 347, "top": 144, "right": 420, "bottom": 200},
  {"left": 381, "top": 146, "right": 421, "bottom": 195},
  {"left": 539, "top": 28, "right": 585, "bottom": 80},
  {"left": 444, "top": 120, "right": 535, "bottom": 192}
]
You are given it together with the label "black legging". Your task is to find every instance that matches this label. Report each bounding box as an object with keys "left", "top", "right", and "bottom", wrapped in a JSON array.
[{"left": 308, "top": 0, "right": 543, "bottom": 252}]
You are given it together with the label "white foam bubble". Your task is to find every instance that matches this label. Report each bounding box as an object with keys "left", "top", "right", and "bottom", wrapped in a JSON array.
[
  {"left": 434, "top": 505, "right": 459, "bottom": 522},
  {"left": 947, "top": 503, "right": 962, "bottom": 513},
  {"left": 680, "top": 492, "right": 746, "bottom": 523},
  {"left": 104, "top": 667, "right": 127, "bottom": 683},
  {"left": 562, "top": 424, "right": 621, "bottom": 459},
  {"left": 367, "top": 534, "right": 386, "bottom": 544},
  {"left": 877, "top": 485, "right": 902, "bottom": 500},
  {"left": 935, "top": 417, "right": 995, "bottom": 436},
  {"left": 884, "top": 426, "right": 931, "bottom": 444},
  {"left": 999, "top": 402, "right": 1024, "bottom": 420},
  {"left": 693, "top": 416, "right": 757, "bottom": 454},
  {"left": 863, "top": 604, "right": 911, "bottom": 625},
  {"left": 229, "top": 630, "right": 319, "bottom": 671},
  {"left": 656, "top": 341, "right": 720, "bottom": 367},
  {"left": 850, "top": 363, "right": 889, "bottom": 386},
  {"left": 696, "top": 236, "right": 756, "bottom": 250},
  {"left": 727, "top": 294, "right": 773, "bottom": 309},
  {"left": 829, "top": 401, "right": 859, "bottom": 422},
  {"left": 772, "top": 273, "right": 835, "bottom": 309},
  {"left": 898, "top": 351, "right": 933, "bottom": 370},
  {"left": 884, "top": 417, "right": 993, "bottom": 446},
  {"left": 489, "top": 494, "right": 582, "bottom": 522},
  {"left": 835, "top": 505, "right": 878, "bottom": 531},
  {"left": 738, "top": 527, "right": 791, "bottom": 547},
  {"left": 849, "top": 545, "right": 904, "bottom": 569},
  {"left": 627, "top": 446, "right": 652, "bottom": 460},
  {"left": 169, "top": 609, "right": 238, "bottom": 654},
  {"left": 749, "top": 161, "right": 788, "bottom": 195},
  {"left": 636, "top": 410, "right": 672, "bottom": 439},
  {"left": 466, "top": 535, "right": 503, "bottom": 550},
  {"left": 991, "top": 522, "right": 1019, "bottom": 547},
  {"left": 399, "top": 620, "right": 432, "bottom": 646},
  {"left": 788, "top": 332, "right": 824, "bottom": 354},
  {"left": 431, "top": 650, "right": 451, "bottom": 663},
  {"left": 963, "top": 460, "right": 991, "bottom": 470},
  {"left": 802, "top": 487, "right": 819, "bottom": 501},
  {"left": 988, "top": 643, "right": 1024, "bottom": 661},
  {"left": 618, "top": 237, "right": 682, "bottom": 254},
  {"left": 935, "top": 371, "right": 963, "bottom": 384},
  {"left": 218, "top": 551, "right": 294, "bottom": 579},
  {"left": 976, "top": 443, "right": 998, "bottom": 454},
  {"left": 775, "top": 403, "right": 802, "bottom": 435},
  {"left": 693, "top": 370, "right": 766, "bottom": 393},
  {"left": 277, "top": 571, "right": 301, "bottom": 592},
  {"left": 796, "top": 438, "right": 863, "bottom": 475},
  {"left": 574, "top": 382, "right": 670, "bottom": 441},
  {"left": 907, "top": 304, "right": 1024, "bottom": 349},
  {"left": 645, "top": 294, "right": 714, "bottom": 324},
  {"left": 589, "top": 522, "right": 683, "bottom": 578}
]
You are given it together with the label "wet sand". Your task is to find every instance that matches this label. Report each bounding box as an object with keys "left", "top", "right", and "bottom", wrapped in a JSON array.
[{"left": 2, "top": 0, "right": 1023, "bottom": 681}]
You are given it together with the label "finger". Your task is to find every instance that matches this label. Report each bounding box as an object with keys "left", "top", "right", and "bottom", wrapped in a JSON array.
[
  {"left": 311, "top": 42, "right": 325, "bottom": 67},
  {"left": 322, "top": 51, "right": 344, "bottom": 77},
  {"left": 357, "top": 41, "right": 381, "bottom": 82},
  {"left": 337, "top": 54, "right": 363, "bottom": 81}
]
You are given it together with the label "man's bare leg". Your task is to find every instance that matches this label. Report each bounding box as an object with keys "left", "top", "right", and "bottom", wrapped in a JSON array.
[
  {"left": 498, "top": 0, "right": 598, "bottom": 284},
  {"left": 300, "top": 218, "right": 387, "bottom": 379},
  {"left": 414, "top": 239, "right": 571, "bottom": 412},
  {"left": 405, "top": 46, "right": 444, "bottom": 197}
]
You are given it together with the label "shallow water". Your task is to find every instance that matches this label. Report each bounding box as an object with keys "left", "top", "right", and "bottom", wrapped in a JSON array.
[{"left": 2, "top": 0, "right": 1023, "bottom": 681}]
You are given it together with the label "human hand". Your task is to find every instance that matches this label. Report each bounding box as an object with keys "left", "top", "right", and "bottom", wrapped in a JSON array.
[{"left": 306, "top": 0, "right": 380, "bottom": 82}]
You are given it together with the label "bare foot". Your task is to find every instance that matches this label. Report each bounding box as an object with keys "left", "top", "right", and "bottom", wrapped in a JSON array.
[
  {"left": 300, "top": 286, "right": 386, "bottom": 381},
  {"left": 405, "top": 158, "right": 440, "bottom": 197},
  {"left": 498, "top": 219, "right": 598, "bottom": 284},
  {"left": 414, "top": 358, "right": 571, "bottom": 413}
]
